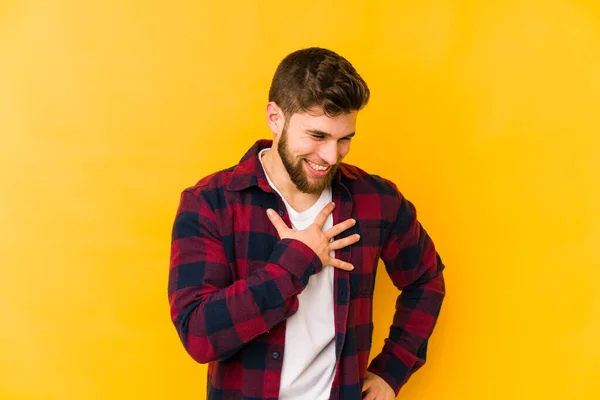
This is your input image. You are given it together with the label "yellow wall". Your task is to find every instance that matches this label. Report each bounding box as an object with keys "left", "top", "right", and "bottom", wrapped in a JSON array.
[{"left": 1, "top": 1, "right": 599, "bottom": 399}]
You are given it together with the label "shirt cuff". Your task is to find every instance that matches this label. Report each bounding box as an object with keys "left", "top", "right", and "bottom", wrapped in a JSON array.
[
  {"left": 268, "top": 238, "right": 323, "bottom": 287},
  {"left": 367, "top": 346, "right": 419, "bottom": 395}
]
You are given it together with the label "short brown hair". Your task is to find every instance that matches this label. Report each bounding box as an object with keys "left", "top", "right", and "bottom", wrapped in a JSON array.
[{"left": 268, "top": 47, "right": 370, "bottom": 118}]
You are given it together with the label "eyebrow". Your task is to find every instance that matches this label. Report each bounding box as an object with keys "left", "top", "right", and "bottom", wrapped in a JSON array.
[{"left": 306, "top": 129, "right": 356, "bottom": 139}]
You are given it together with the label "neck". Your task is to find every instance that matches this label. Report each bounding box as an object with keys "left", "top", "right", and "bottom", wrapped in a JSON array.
[{"left": 262, "top": 148, "right": 321, "bottom": 212}]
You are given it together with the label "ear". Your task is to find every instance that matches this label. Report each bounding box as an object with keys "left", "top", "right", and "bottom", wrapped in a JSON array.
[{"left": 266, "top": 102, "right": 285, "bottom": 136}]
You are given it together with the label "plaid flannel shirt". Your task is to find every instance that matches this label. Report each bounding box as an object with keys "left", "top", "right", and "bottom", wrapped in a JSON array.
[{"left": 168, "top": 139, "right": 445, "bottom": 399}]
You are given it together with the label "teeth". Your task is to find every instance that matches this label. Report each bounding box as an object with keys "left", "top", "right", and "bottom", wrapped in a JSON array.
[{"left": 307, "top": 160, "right": 328, "bottom": 171}]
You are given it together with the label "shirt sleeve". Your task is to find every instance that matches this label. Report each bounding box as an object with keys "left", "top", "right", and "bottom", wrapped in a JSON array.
[
  {"left": 168, "top": 189, "right": 323, "bottom": 363},
  {"left": 367, "top": 184, "right": 446, "bottom": 395}
]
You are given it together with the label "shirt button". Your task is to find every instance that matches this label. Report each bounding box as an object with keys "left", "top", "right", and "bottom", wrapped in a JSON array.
[
  {"left": 278, "top": 210, "right": 284, "bottom": 217},
  {"left": 272, "top": 352, "right": 280, "bottom": 360}
]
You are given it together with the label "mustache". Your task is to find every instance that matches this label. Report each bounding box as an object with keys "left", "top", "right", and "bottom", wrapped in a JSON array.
[
  {"left": 305, "top": 159, "right": 332, "bottom": 167},
  {"left": 303, "top": 158, "right": 342, "bottom": 168}
]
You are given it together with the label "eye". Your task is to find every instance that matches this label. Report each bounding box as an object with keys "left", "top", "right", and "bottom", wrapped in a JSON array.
[{"left": 310, "top": 134, "right": 326, "bottom": 141}]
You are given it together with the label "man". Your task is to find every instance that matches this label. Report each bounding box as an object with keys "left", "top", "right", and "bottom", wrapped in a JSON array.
[{"left": 169, "top": 47, "right": 445, "bottom": 400}]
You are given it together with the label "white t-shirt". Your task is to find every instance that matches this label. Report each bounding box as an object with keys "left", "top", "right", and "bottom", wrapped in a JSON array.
[{"left": 259, "top": 149, "right": 336, "bottom": 400}]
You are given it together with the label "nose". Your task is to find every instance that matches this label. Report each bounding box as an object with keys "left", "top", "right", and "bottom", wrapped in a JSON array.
[{"left": 319, "top": 140, "right": 339, "bottom": 166}]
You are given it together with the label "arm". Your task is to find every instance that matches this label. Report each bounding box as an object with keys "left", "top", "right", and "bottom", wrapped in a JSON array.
[
  {"left": 367, "top": 186, "right": 446, "bottom": 395},
  {"left": 168, "top": 189, "right": 322, "bottom": 363}
]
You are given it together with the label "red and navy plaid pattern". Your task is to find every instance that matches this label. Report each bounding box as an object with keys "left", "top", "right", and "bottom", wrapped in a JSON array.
[{"left": 168, "top": 140, "right": 445, "bottom": 399}]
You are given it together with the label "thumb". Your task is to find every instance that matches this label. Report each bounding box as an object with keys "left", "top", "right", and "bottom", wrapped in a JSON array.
[
  {"left": 266, "top": 209, "right": 289, "bottom": 237},
  {"left": 362, "top": 376, "right": 373, "bottom": 393}
]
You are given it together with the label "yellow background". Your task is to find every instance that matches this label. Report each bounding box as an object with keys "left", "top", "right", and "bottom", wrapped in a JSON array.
[{"left": 1, "top": 1, "right": 599, "bottom": 399}]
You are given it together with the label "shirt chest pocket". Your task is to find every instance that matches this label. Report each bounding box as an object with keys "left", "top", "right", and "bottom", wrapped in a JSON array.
[{"left": 347, "top": 221, "right": 386, "bottom": 298}]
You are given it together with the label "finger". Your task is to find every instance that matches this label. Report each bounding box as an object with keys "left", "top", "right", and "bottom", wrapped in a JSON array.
[
  {"left": 313, "top": 202, "right": 335, "bottom": 228},
  {"left": 325, "top": 218, "right": 356, "bottom": 239},
  {"left": 363, "top": 391, "right": 377, "bottom": 400},
  {"left": 329, "top": 234, "right": 360, "bottom": 250},
  {"left": 362, "top": 379, "right": 372, "bottom": 394},
  {"left": 266, "top": 209, "right": 289, "bottom": 237},
  {"left": 328, "top": 258, "right": 354, "bottom": 271}
]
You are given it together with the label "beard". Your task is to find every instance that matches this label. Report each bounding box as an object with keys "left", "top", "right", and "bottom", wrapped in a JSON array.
[{"left": 277, "top": 127, "right": 339, "bottom": 195}]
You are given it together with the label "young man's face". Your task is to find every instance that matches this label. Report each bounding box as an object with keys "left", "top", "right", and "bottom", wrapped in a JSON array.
[{"left": 275, "top": 108, "right": 357, "bottom": 194}]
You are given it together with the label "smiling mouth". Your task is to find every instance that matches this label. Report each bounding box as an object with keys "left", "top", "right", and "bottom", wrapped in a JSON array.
[{"left": 305, "top": 159, "right": 330, "bottom": 172}]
